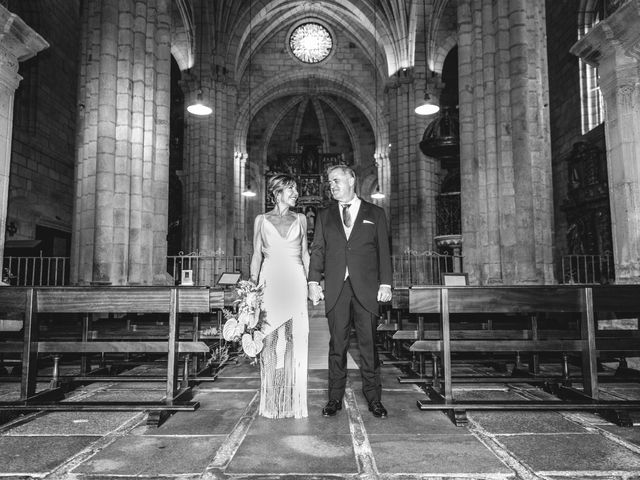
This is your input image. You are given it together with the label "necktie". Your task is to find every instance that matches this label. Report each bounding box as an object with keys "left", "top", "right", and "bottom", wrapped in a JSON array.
[{"left": 342, "top": 204, "right": 351, "bottom": 228}]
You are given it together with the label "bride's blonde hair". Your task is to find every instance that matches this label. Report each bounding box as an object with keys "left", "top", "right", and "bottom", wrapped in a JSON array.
[{"left": 267, "top": 173, "right": 297, "bottom": 204}]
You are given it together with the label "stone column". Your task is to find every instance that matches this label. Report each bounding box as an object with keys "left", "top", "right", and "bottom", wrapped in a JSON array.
[
  {"left": 386, "top": 70, "right": 438, "bottom": 255},
  {"left": 0, "top": 7, "right": 48, "bottom": 265},
  {"left": 571, "top": 0, "right": 640, "bottom": 283},
  {"left": 457, "top": 0, "right": 554, "bottom": 285},
  {"left": 72, "top": 0, "right": 172, "bottom": 285},
  {"left": 181, "top": 71, "right": 238, "bottom": 285}
]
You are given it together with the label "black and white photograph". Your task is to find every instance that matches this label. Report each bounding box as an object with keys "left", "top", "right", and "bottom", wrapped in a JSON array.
[{"left": 1, "top": 0, "right": 640, "bottom": 478}]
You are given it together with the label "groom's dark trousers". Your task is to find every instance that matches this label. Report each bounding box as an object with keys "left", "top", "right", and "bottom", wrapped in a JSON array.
[{"left": 327, "top": 277, "right": 381, "bottom": 404}]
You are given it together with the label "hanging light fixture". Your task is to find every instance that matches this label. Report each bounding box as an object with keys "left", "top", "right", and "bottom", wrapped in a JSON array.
[
  {"left": 371, "top": 184, "right": 385, "bottom": 200},
  {"left": 187, "top": 0, "right": 212, "bottom": 116},
  {"left": 371, "top": 0, "right": 385, "bottom": 201},
  {"left": 187, "top": 89, "right": 212, "bottom": 116},
  {"left": 242, "top": 157, "right": 256, "bottom": 197},
  {"left": 242, "top": 0, "right": 256, "bottom": 198},
  {"left": 242, "top": 173, "right": 256, "bottom": 197},
  {"left": 415, "top": 4, "right": 440, "bottom": 116},
  {"left": 415, "top": 82, "right": 440, "bottom": 115}
]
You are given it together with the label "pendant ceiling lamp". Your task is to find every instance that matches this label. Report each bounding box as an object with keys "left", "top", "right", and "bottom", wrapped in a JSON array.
[
  {"left": 371, "top": 185, "right": 385, "bottom": 200},
  {"left": 415, "top": 4, "right": 439, "bottom": 116},
  {"left": 241, "top": 176, "right": 257, "bottom": 197},
  {"left": 187, "top": 0, "right": 212, "bottom": 116},
  {"left": 242, "top": 0, "right": 256, "bottom": 198},
  {"left": 415, "top": 90, "right": 440, "bottom": 116},
  {"left": 371, "top": 0, "right": 385, "bottom": 200}
]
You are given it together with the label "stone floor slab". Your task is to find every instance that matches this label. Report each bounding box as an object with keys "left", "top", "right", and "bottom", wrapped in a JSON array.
[
  {"left": 469, "top": 411, "right": 587, "bottom": 434},
  {"left": 248, "top": 391, "right": 350, "bottom": 435},
  {"left": 4, "top": 411, "right": 141, "bottom": 436},
  {"left": 499, "top": 432, "right": 640, "bottom": 472},
  {"left": 213, "top": 375, "right": 261, "bottom": 389},
  {"left": 72, "top": 435, "right": 224, "bottom": 475},
  {"left": 600, "top": 424, "right": 640, "bottom": 447},
  {"left": 368, "top": 433, "right": 511, "bottom": 474},
  {"left": 0, "top": 435, "right": 99, "bottom": 474},
  {"left": 143, "top": 407, "right": 244, "bottom": 435},
  {"left": 355, "top": 391, "right": 463, "bottom": 435},
  {"left": 191, "top": 389, "right": 257, "bottom": 410},
  {"left": 226, "top": 433, "right": 356, "bottom": 474},
  {"left": 68, "top": 388, "right": 165, "bottom": 402}
]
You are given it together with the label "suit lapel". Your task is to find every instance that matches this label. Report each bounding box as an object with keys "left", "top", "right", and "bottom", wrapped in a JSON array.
[
  {"left": 349, "top": 200, "right": 370, "bottom": 240},
  {"left": 329, "top": 202, "right": 347, "bottom": 240}
]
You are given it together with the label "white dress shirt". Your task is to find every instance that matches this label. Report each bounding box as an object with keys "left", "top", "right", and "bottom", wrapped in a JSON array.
[{"left": 340, "top": 196, "right": 361, "bottom": 240}]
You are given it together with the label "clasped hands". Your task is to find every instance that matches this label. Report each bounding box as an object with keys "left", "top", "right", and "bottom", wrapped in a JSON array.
[
  {"left": 308, "top": 282, "right": 324, "bottom": 305},
  {"left": 307, "top": 283, "right": 392, "bottom": 304}
]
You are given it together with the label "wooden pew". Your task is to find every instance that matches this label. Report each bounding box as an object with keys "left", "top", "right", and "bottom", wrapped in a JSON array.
[
  {"left": 0, "top": 288, "right": 31, "bottom": 376},
  {"left": 395, "top": 317, "right": 581, "bottom": 384},
  {"left": 409, "top": 286, "right": 640, "bottom": 427},
  {"left": 0, "top": 286, "right": 212, "bottom": 426},
  {"left": 592, "top": 285, "right": 640, "bottom": 378},
  {"left": 377, "top": 288, "right": 414, "bottom": 363}
]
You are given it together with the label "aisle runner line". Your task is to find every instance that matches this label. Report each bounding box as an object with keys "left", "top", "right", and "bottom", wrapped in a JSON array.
[
  {"left": 204, "top": 392, "right": 260, "bottom": 473},
  {"left": 344, "top": 385, "right": 378, "bottom": 478}
]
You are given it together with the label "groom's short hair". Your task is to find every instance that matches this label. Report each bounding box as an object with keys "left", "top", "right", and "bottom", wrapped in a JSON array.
[{"left": 327, "top": 164, "right": 356, "bottom": 180}]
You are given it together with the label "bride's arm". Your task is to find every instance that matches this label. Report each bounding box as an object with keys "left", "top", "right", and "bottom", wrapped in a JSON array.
[
  {"left": 299, "top": 213, "right": 310, "bottom": 277},
  {"left": 249, "top": 214, "right": 264, "bottom": 283}
]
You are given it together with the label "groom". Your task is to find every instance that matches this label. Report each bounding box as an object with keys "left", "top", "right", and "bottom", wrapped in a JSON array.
[{"left": 308, "top": 165, "right": 393, "bottom": 418}]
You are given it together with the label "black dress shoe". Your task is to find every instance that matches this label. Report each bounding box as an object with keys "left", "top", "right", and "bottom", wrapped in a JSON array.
[
  {"left": 368, "top": 400, "right": 388, "bottom": 418},
  {"left": 322, "top": 399, "right": 342, "bottom": 417}
]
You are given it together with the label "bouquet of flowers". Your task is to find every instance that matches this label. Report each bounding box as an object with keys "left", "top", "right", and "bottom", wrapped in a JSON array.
[{"left": 222, "top": 279, "right": 267, "bottom": 360}]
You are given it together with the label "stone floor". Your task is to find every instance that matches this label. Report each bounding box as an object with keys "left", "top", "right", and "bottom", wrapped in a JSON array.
[
  {"left": 3, "top": 308, "right": 640, "bottom": 479},
  {"left": 3, "top": 359, "right": 640, "bottom": 479}
]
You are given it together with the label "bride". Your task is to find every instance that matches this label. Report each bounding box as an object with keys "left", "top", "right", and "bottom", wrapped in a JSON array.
[{"left": 249, "top": 173, "right": 309, "bottom": 418}]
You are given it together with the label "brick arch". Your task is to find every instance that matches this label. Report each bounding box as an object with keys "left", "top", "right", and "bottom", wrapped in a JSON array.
[
  {"left": 424, "top": 0, "right": 452, "bottom": 72},
  {"left": 286, "top": 98, "right": 332, "bottom": 154},
  {"left": 431, "top": 35, "right": 457, "bottom": 76},
  {"left": 310, "top": 98, "right": 331, "bottom": 153},
  {"left": 171, "top": 0, "right": 194, "bottom": 71},
  {"left": 236, "top": 80, "right": 389, "bottom": 202},
  {"left": 290, "top": 100, "right": 310, "bottom": 153},
  {"left": 577, "top": 0, "right": 601, "bottom": 28},
  {"left": 234, "top": 71, "right": 386, "bottom": 150},
  {"left": 320, "top": 96, "right": 363, "bottom": 167},
  {"left": 257, "top": 95, "right": 306, "bottom": 165}
]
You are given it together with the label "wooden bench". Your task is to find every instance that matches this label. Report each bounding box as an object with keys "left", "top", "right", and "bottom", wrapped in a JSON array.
[
  {"left": 0, "top": 288, "right": 30, "bottom": 376},
  {"left": 409, "top": 285, "right": 640, "bottom": 427},
  {"left": 592, "top": 285, "right": 640, "bottom": 377},
  {"left": 0, "top": 286, "right": 213, "bottom": 426},
  {"left": 394, "top": 315, "right": 581, "bottom": 384},
  {"left": 377, "top": 288, "right": 414, "bottom": 363}
]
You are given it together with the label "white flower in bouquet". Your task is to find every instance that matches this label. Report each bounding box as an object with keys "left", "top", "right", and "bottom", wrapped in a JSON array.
[
  {"left": 241, "top": 332, "right": 263, "bottom": 358},
  {"left": 237, "top": 310, "right": 254, "bottom": 328},
  {"left": 243, "top": 291, "right": 260, "bottom": 311},
  {"left": 220, "top": 279, "right": 267, "bottom": 361},
  {"left": 222, "top": 318, "right": 245, "bottom": 341}
]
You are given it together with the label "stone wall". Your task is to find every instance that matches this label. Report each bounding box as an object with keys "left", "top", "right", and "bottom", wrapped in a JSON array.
[
  {"left": 545, "top": 0, "right": 585, "bottom": 268},
  {"left": 6, "top": 0, "right": 79, "bottom": 251}
]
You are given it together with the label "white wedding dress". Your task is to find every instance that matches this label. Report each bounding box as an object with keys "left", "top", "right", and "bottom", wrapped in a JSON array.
[{"left": 256, "top": 214, "right": 309, "bottom": 418}]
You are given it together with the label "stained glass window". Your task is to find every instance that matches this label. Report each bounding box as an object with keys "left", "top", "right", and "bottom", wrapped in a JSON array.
[{"left": 289, "top": 23, "right": 333, "bottom": 64}]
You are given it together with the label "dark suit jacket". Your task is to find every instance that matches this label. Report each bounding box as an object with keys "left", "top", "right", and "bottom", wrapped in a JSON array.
[{"left": 309, "top": 199, "right": 393, "bottom": 315}]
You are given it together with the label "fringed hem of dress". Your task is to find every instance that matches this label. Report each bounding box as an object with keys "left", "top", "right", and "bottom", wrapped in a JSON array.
[{"left": 258, "top": 318, "right": 308, "bottom": 418}]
